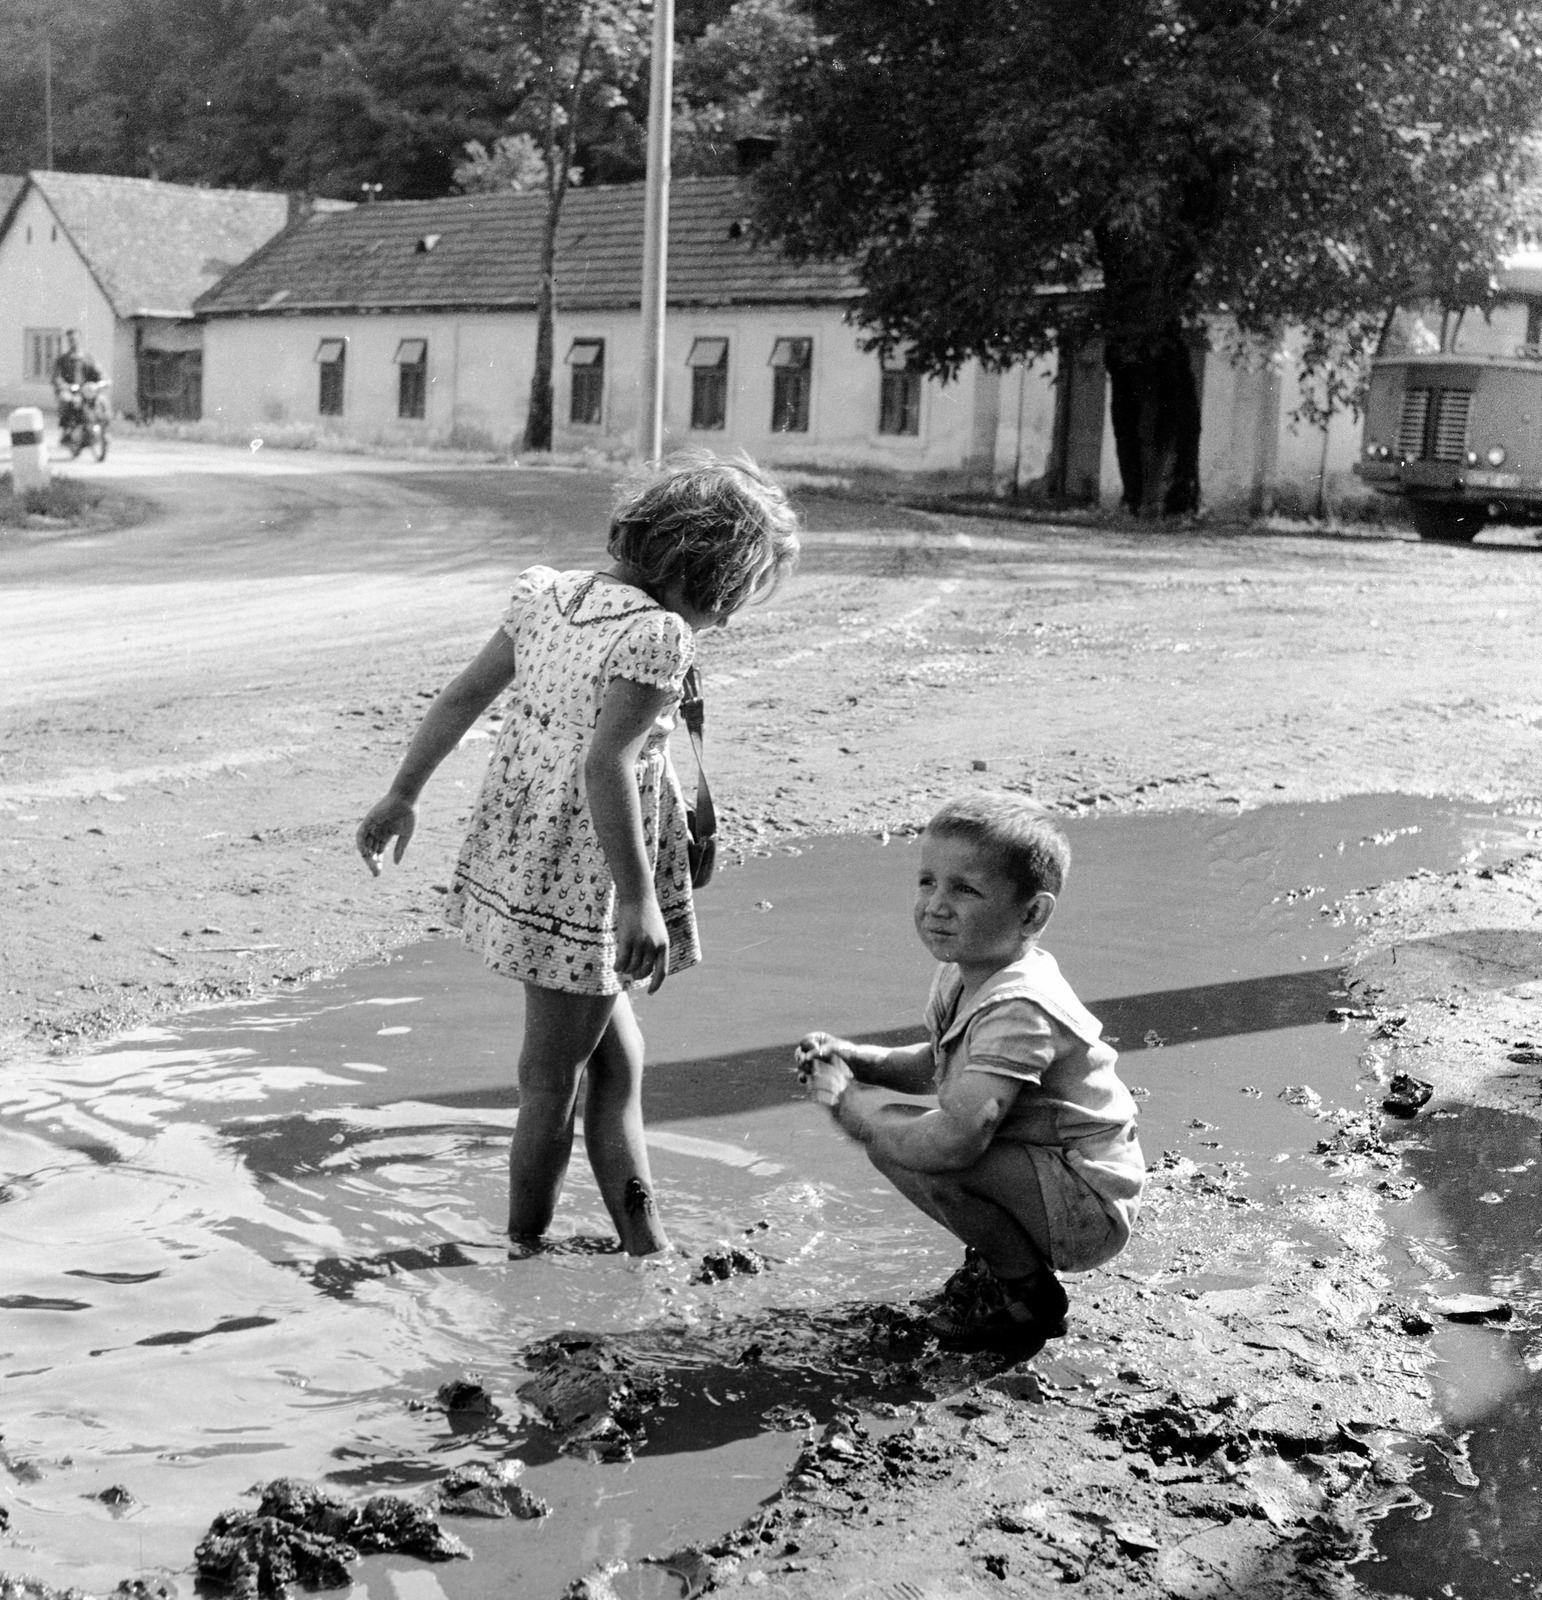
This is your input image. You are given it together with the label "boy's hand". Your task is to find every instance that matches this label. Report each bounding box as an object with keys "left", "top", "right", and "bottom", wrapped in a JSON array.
[
  {"left": 807, "top": 1055, "right": 854, "bottom": 1108},
  {"left": 794, "top": 1032, "right": 844, "bottom": 1082}
]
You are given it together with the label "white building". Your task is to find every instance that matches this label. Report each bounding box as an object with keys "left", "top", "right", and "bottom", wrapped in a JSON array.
[
  {"left": 0, "top": 171, "right": 296, "bottom": 420},
  {"left": 195, "top": 174, "right": 1360, "bottom": 513}
]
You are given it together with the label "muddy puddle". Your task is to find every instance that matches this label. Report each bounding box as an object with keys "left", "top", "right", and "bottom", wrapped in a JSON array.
[{"left": 1, "top": 795, "right": 1535, "bottom": 1597}]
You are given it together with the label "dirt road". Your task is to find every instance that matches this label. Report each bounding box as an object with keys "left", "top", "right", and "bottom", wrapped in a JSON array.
[
  {"left": 4, "top": 438, "right": 1542, "bottom": 1598},
  {"left": 5, "top": 437, "right": 1542, "bottom": 1059}
]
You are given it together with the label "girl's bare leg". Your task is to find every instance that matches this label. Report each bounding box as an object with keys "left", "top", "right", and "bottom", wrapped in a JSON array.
[
  {"left": 508, "top": 984, "right": 619, "bottom": 1244},
  {"left": 582, "top": 994, "right": 670, "bottom": 1256}
]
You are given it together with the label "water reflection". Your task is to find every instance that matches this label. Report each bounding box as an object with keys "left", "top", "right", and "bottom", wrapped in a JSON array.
[
  {"left": 0, "top": 795, "right": 1533, "bottom": 1595},
  {"left": 1364, "top": 1104, "right": 1542, "bottom": 1598}
]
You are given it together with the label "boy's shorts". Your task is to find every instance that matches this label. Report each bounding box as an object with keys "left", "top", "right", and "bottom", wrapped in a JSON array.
[{"left": 1013, "top": 1143, "right": 1140, "bottom": 1274}]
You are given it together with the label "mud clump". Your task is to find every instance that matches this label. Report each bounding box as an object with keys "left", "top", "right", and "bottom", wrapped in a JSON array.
[
  {"left": 1100, "top": 1391, "right": 1253, "bottom": 1465},
  {"left": 517, "top": 1335, "right": 668, "bottom": 1463},
  {"left": 786, "top": 1413, "right": 874, "bottom": 1501},
  {"left": 437, "top": 1461, "right": 550, "bottom": 1520},
  {"left": 195, "top": 1478, "right": 467, "bottom": 1597},
  {"left": 433, "top": 1373, "right": 500, "bottom": 1418},
  {"left": 1381, "top": 1070, "right": 1434, "bottom": 1117},
  {"left": 694, "top": 1245, "right": 768, "bottom": 1284}
]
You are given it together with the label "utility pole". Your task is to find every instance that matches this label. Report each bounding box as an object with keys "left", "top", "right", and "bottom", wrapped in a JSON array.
[
  {"left": 637, "top": 0, "right": 674, "bottom": 463},
  {"left": 44, "top": 34, "right": 53, "bottom": 171}
]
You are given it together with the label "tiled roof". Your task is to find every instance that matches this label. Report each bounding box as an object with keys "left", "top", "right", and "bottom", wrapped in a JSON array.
[
  {"left": 0, "top": 175, "right": 25, "bottom": 233},
  {"left": 28, "top": 171, "right": 291, "bottom": 319},
  {"left": 195, "top": 176, "right": 860, "bottom": 316}
]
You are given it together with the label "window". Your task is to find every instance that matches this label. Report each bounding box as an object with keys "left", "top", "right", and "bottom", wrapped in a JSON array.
[
  {"left": 879, "top": 348, "right": 922, "bottom": 436},
  {"left": 315, "top": 337, "right": 346, "bottom": 416},
  {"left": 395, "top": 338, "right": 427, "bottom": 420},
  {"left": 567, "top": 338, "right": 605, "bottom": 425},
  {"left": 24, "top": 328, "right": 62, "bottom": 383},
  {"left": 687, "top": 337, "right": 729, "bottom": 430},
  {"left": 769, "top": 337, "right": 812, "bottom": 432}
]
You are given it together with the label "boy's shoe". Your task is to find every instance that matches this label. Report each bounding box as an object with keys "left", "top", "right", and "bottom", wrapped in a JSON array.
[
  {"left": 914, "top": 1247, "right": 992, "bottom": 1316},
  {"left": 929, "top": 1270, "right": 1069, "bottom": 1359}
]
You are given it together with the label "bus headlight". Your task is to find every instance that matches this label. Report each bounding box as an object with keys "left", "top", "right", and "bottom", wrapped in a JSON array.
[{"left": 1486, "top": 445, "right": 1507, "bottom": 467}]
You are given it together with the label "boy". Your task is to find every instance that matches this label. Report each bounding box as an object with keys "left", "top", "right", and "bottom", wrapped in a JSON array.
[{"left": 797, "top": 794, "right": 1144, "bottom": 1357}]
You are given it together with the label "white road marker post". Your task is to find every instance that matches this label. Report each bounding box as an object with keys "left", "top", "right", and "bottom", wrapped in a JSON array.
[{"left": 8, "top": 407, "right": 49, "bottom": 496}]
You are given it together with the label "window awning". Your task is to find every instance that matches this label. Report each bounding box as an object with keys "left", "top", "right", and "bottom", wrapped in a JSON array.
[
  {"left": 394, "top": 339, "right": 427, "bottom": 365},
  {"left": 686, "top": 337, "right": 729, "bottom": 369},
  {"left": 566, "top": 338, "right": 604, "bottom": 366},
  {"left": 314, "top": 338, "right": 346, "bottom": 364},
  {"left": 769, "top": 337, "right": 811, "bottom": 369}
]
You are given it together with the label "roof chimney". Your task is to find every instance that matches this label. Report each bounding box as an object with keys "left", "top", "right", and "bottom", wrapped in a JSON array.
[
  {"left": 287, "top": 192, "right": 316, "bottom": 229},
  {"left": 734, "top": 135, "right": 778, "bottom": 173}
]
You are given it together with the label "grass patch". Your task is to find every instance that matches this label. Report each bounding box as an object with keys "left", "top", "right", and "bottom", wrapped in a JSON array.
[
  {"left": 122, "top": 415, "right": 637, "bottom": 473},
  {"left": 0, "top": 473, "right": 150, "bottom": 531}
]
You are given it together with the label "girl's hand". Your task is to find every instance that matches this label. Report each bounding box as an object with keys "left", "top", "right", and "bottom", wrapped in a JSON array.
[
  {"left": 807, "top": 1055, "right": 854, "bottom": 1108},
  {"left": 614, "top": 894, "right": 671, "bottom": 993},
  {"left": 357, "top": 795, "right": 416, "bottom": 876}
]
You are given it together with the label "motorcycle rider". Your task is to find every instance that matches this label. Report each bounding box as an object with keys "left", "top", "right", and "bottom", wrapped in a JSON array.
[{"left": 52, "top": 330, "right": 103, "bottom": 436}]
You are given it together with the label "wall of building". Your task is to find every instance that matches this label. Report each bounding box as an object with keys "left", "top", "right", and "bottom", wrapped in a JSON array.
[
  {"left": 202, "top": 302, "right": 999, "bottom": 483},
  {"left": 989, "top": 362, "right": 1061, "bottom": 494},
  {"left": 0, "top": 188, "right": 119, "bottom": 414},
  {"left": 1264, "top": 326, "right": 1373, "bottom": 519},
  {"left": 982, "top": 322, "right": 1368, "bottom": 518}
]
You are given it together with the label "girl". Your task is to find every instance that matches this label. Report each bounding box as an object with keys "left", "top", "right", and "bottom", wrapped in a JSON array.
[{"left": 357, "top": 451, "right": 800, "bottom": 1256}]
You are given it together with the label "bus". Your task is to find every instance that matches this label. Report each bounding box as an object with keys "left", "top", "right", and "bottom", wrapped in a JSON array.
[{"left": 1356, "top": 267, "right": 1542, "bottom": 541}]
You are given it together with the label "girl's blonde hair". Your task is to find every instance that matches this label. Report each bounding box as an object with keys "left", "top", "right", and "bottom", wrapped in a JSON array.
[{"left": 608, "top": 449, "right": 801, "bottom": 615}]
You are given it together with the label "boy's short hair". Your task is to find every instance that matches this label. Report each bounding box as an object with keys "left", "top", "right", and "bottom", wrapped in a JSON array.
[
  {"left": 608, "top": 449, "right": 801, "bottom": 615},
  {"left": 926, "top": 792, "right": 1070, "bottom": 899}
]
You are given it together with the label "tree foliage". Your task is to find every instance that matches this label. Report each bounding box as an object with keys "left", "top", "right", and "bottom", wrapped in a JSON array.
[
  {"left": 0, "top": 0, "right": 780, "bottom": 196},
  {"left": 755, "top": 0, "right": 1542, "bottom": 512}
]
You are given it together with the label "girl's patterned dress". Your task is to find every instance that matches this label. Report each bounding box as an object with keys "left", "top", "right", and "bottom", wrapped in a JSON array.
[{"left": 445, "top": 566, "right": 700, "bottom": 994}]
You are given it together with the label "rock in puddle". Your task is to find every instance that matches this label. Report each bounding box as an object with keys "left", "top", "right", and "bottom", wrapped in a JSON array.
[
  {"left": 1382, "top": 1070, "right": 1435, "bottom": 1117},
  {"left": 1427, "top": 1292, "right": 1512, "bottom": 1323}
]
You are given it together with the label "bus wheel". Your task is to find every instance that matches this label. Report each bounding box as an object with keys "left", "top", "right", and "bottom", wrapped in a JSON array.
[{"left": 1410, "top": 503, "right": 1486, "bottom": 542}]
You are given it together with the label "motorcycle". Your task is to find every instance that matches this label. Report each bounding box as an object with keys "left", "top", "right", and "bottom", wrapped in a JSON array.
[{"left": 58, "top": 378, "right": 111, "bottom": 461}]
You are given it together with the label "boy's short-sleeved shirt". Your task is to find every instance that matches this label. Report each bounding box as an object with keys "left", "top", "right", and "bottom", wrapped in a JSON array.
[{"left": 925, "top": 946, "right": 1145, "bottom": 1224}]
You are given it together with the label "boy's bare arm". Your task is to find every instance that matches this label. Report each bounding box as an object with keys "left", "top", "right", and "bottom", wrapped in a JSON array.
[
  {"left": 832, "top": 1069, "right": 1024, "bottom": 1173},
  {"left": 797, "top": 1032, "right": 934, "bottom": 1093}
]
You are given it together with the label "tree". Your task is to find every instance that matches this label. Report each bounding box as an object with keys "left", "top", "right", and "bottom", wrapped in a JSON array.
[
  {"left": 672, "top": 0, "right": 816, "bottom": 174},
  {"left": 454, "top": 130, "right": 559, "bottom": 191},
  {"left": 280, "top": 0, "right": 508, "bottom": 198},
  {"left": 755, "top": 0, "right": 1542, "bottom": 515},
  {"left": 475, "top": 0, "right": 647, "bottom": 452}
]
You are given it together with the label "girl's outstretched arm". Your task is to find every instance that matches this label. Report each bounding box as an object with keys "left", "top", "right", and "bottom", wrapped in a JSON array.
[
  {"left": 357, "top": 628, "right": 516, "bottom": 875},
  {"left": 586, "top": 675, "right": 678, "bottom": 993}
]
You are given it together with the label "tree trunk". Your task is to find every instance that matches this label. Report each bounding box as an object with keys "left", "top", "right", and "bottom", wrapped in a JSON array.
[
  {"left": 1105, "top": 327, "right": 1201, "bottom": 517},
  {"left": 522, "top": 210, "right": 559, "bottom": 452},
  {"left": 520, "top": 27, "right": 591, "bottom": 456}
]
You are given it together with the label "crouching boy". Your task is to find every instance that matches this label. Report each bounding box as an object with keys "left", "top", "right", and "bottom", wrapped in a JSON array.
[{"left": 797, "top": 794, "right": 1144, "bottom": 1357}]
